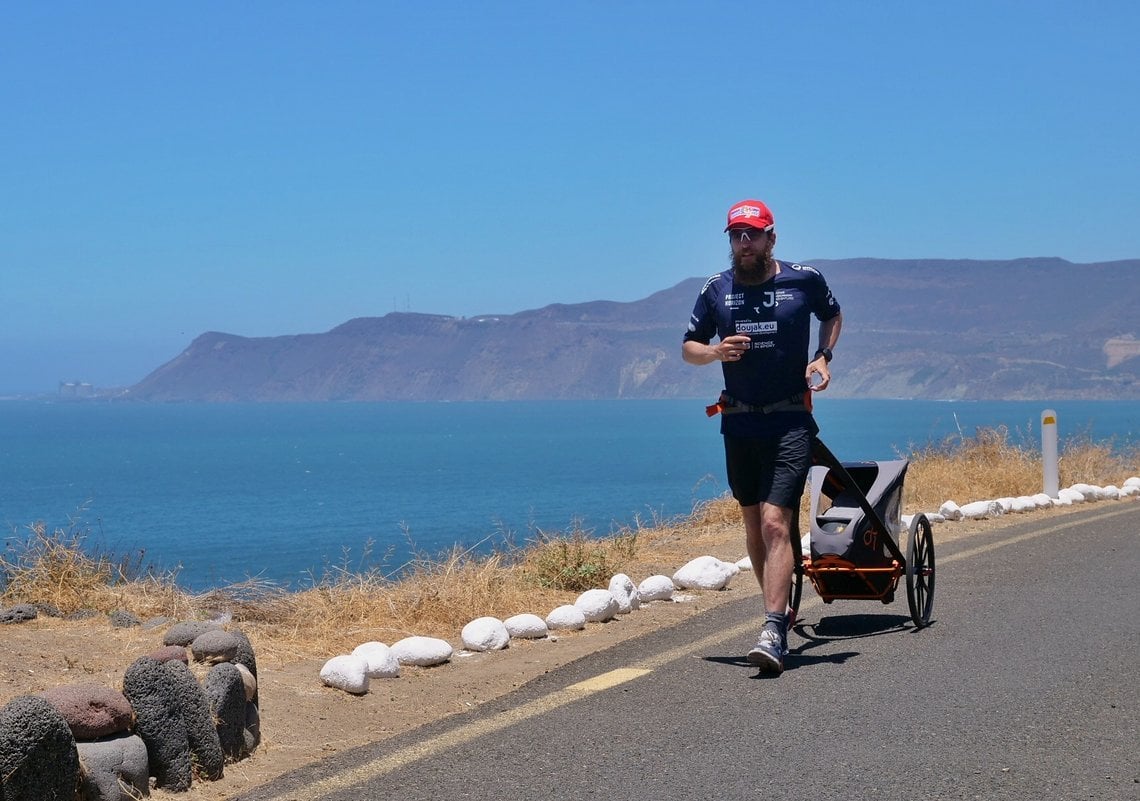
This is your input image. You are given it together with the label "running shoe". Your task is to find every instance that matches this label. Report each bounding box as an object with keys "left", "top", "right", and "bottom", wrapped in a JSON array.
[{"left": 747, "top": 628, "right": 784, "bottom": 674}]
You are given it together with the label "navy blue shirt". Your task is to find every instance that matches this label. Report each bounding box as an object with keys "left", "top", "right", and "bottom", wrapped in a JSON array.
[{"left": 684, "top": 260, "right": 841, "bottom": 437}]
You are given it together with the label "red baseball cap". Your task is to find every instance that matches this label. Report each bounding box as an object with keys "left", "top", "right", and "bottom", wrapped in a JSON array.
[{"left": 724, "top": 199, "right": 775, "bottom": 232}]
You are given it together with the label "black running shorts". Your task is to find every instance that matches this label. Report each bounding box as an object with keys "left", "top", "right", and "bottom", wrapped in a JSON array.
[{"left": 723, "top": 427, "right": 812, "bottom": 508}]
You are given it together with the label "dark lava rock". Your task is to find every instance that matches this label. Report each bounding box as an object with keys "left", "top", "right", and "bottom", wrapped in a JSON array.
[
  {"left": 65, "top": 608, "right": 101, "bottom": 621},
  {"left": 0, "top": 604, "right": 37, "bottom": 624},
  {"left": 34, "top": 602, "right": 63, "bottom": 618},
  {"left": 37, "top": 683, "right": 134, "bottom": 739},
  {"left": 147, "top": 644, "right": 190, "bottom": 664},
  {"left": 162, "top": 620, "right": 222, "bottom": 647},
  {"left": 164, "top": 660, "right": 224, "bottom": 781},
  {"left": 0, "top": 694, "right": 80, "bottom": 800},
  {"left": 122, "top": 656, "right": 192, "bottom": 791},
  {"left": 75, "top": 732, "right": 149, "bottom": 801},
  {"left": 190, "top": 629, "right": 241, "bottom": 664},
  {"left": 231, "top": 627, "right": 260, "bottom": 706},
  {"left": 109, "top": 609, "right": 143, "bottom": 628},
  {"left": 205, "top": 663, "right": 248, "bottom": 760}
]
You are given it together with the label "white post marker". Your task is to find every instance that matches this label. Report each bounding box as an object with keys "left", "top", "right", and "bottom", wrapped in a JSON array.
[{"left": 1042, "top": 408, "right": 1059, "bottom": 498}]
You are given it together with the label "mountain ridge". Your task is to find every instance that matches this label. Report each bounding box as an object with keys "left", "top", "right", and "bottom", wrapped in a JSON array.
[{"left": 126, "top": 257, "right": 1140, "bottom": 402}]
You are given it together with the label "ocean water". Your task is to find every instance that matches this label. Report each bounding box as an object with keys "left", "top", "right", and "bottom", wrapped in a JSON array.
[{"left": 1, "top": 399, "right": 1135, "bottom": 591}]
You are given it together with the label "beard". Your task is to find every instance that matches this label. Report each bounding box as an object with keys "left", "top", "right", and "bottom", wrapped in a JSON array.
[{"left": 730, "top": 248, "right": 774, "bottom": 285}]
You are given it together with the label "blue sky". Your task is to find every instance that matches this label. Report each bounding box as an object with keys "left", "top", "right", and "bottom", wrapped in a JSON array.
[{"left": 3, "top": 1, "right": 1138, "bottom": 393}]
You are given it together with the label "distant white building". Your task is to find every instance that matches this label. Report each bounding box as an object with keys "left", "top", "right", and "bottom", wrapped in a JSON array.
[{"left": 59, "top": 381, "right": 95, "bottom": 398}]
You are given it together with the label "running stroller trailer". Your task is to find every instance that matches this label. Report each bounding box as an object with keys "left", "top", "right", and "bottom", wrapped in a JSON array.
[{"left": 789, "top": 438, "right": 936, "bottom": 628}]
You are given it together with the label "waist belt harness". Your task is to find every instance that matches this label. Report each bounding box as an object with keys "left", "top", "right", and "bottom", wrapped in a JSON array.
[{"left": 706, "top": 391, "right": 810, "bottom": 417}]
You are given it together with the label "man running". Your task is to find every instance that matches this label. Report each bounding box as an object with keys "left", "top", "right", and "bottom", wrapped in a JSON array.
[{"left": 682, "top": 198, "right": 843, "bottom": 674}]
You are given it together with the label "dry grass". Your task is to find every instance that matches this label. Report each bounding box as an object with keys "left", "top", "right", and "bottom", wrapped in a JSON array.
[
  {"left": 0, "top": 522, "right": 195, "bottom": 620},
  {"left": 903, "top": 427, "right": 1136, "bottom": 510},
  {"left": 522, "top": 523, "right": 639, "bottom": 592},
  {"left": 2, "top": 428, "right": 1135, "bottom": 660}
]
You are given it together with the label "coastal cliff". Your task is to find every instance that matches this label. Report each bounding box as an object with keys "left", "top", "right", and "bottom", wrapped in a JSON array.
[{"left": 127, "top": 258, "right": 1140, "bottom": 402}]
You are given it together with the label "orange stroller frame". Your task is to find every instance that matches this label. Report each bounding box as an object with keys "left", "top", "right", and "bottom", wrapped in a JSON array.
[{"left": 789, "top": 438, "right": 936, "bottom": 628}]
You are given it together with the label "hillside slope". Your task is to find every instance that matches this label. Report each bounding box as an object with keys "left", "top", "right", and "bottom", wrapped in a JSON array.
[{"left": 127, "top": 258, "right": 1140, "bottom": 401}]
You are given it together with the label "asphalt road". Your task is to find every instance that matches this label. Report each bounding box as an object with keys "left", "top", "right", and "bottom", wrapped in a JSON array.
[{"left": 241, "top": 503, "right": 1139, "bottom": 801}]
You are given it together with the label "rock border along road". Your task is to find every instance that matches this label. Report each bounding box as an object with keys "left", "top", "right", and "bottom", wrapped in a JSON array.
[{"left": 238, "top": 503, "right": 1139, "bottom": 801}]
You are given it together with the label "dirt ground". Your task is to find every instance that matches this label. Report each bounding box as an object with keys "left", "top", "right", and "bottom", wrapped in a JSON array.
[
  {"left": 0, "top": 585, "right": 745, "bottom": 800},
  {"left": 0, "top": 502, "right": 1124, "bottom": 800}
]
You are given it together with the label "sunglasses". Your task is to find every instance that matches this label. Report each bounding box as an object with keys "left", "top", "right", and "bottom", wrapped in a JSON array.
[{"left": 727, "top": 228, "right": 771, "bottom": 243}]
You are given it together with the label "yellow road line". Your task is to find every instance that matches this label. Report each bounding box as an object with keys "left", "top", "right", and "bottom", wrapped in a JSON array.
[
  {"left": 566, "top": 667, "right": 650, "bottom": 692},
  {"left": 260, "top": 667, "right": 657, "bottom": 799},
  {"left": 254, "top": 503, "right": 1136, "bottom": 800},
  {"left": 258, "top": 625, "right": 763, "bottom": 800}
]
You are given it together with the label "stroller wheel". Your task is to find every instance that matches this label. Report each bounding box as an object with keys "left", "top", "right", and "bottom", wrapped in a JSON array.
[
  {"left": 788, "top": 565, "right": 803, "bottom": 630},
  {"left": 906, "top": 513, "right": 936, "bottom": 627},
  {"left": 788, "top": 516, "right": 804, "bottom": 629}
]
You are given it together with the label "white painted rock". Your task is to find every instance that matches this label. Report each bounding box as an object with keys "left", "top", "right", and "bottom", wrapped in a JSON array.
[
  {"left": 461, "top": 617, "right": 510, "bottom": 651},
  {"left": 1102, "top": 485, "right": 1122, "bottom": 500},
  {"left": 959, "top": 500, "right": 1004, "bottom": 520},
  {"left": 939, "top": 501, "right": 963, "bottom": 521},
  {"left": 504, "top": 613, "right": 548, "bottom": 639},
  {"left": 673, "top": 555, "right": 738, "bottom": 590},
  {"left": 1058, "top": 488, "right": 1086, "bottom": 504},
  {"left": 1011, "top": 496, "right": 1036, "bottom": 513},
  {"left": 390, "top": 636, "right": 453, "bottom": 666},
  {"left": 1121, "top": 483, "right": 1140, "bottom": 497},
  {"left": 546, "top": 604, "right": 586, "bottom": 631},
  {"left": 352, "top": 641, "right": 400, "bottom": 678},
  {"left": 320, "top": 654, "right": 370, "bottom": 694},
  {"left": 575, "top": 589, "right": 619, "bottom": 622},
  {"left": 637, "top": 575, "right": 675, "bottom": 602},
  {"left": 735, "top": 556, "right": 752, "bottom": 571},
  {"left": 1123, "top": 476, "right": 1140, "bottom": 489},
  {"left": 1032, "top": 493, "right": 1056, "bottom": 508},
  {"left": 1070, "top": 483, "right": 1105, "bottom": 500},
  {"left": 994, "top": 497, "right": 1015, "bottom": 513},
  {"left": 608, "top": 574, "right": 640, "bottom": 613}
]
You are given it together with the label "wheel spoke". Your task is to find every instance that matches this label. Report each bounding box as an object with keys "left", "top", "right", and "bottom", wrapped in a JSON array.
[{"left": 906, "top": 514, "right": 936, "bottom": 627}]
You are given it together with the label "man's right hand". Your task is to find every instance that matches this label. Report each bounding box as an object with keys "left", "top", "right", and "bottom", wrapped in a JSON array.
[{"left": 716, "top": 335, "right": 752, "bottom": 362}]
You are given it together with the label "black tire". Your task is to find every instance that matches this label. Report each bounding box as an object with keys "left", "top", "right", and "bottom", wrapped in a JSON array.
[
  {"left": 906, "top": 513, "right": 935, "bottom": 627},
  {"left": 788, "top": 508, "right": 804, "bottom": 626}
]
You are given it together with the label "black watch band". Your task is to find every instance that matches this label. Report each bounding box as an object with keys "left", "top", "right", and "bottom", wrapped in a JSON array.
[{"left": 814, "top": 347, "right": 833, "bottom": 363}]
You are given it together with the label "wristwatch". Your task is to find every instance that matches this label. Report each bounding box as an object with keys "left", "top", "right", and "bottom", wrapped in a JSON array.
[{"left": 814, "top": 347, "right": 833, "bottom": 363}]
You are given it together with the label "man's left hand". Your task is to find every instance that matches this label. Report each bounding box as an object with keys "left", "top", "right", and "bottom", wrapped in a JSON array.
[{"left": 807, "top": 357, "right": 831, "bottom": 392}]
